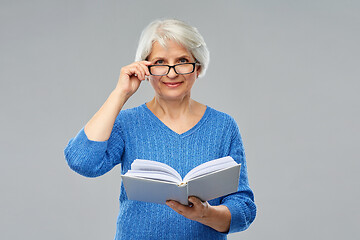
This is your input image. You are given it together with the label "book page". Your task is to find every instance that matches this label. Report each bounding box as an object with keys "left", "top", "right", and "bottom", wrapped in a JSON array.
[
  {"left": 124, "top": 170, "right": 180, "bottom": 183},
  {"left": 130, "top": 159, "right": 182, "bottom": 182},
  {"left": 183, "top": 156, "right": 237, "bottom": 182}
]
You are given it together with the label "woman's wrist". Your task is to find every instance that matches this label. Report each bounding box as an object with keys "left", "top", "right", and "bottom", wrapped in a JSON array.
[
  {"left": 112, "top": 87, "right": 132, "bottom": 101},
  {"left": 200, "top": 205, "right": 231, "bottom": 233}
]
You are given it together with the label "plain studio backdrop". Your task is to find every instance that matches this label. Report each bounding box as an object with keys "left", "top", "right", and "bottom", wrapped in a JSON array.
[{"left": 1, "top": 0, "right": 359, "bottom": 239}]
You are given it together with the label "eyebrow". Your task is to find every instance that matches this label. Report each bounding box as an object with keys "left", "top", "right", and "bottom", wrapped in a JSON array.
[
  {"left": 176, "top": 55, "right": 192, "bottom": 60},
  {"left": 148, "top": 57, "right": 163, "bottom": 62},
  {"left": 149, "top": 55, "right": 193, "bottom": 62}
]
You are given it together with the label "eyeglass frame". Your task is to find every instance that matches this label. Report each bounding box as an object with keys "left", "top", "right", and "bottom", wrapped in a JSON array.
[{"left": 147, "top": 62, "right": 201, "bottom": 76}]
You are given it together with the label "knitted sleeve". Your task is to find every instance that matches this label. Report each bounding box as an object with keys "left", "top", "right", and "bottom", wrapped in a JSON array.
[
  {"left": 220, "top": 120, "right": 257, "bottom": 233},
  {"left": 64, "top": 116, "right": 125, "bottom": 177}
]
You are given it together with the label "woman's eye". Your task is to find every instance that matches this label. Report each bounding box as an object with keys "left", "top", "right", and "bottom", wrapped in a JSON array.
[
  {"left": 179, "top": 58, "right": 188, "bottom": 63},
  {"left": 154, "top": 60, "right": 164, "bottom": 64}
]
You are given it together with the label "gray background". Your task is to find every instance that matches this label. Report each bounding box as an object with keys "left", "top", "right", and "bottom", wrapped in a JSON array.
[{"left": 1, "top": 0, "right": 359, "bottom": 239}]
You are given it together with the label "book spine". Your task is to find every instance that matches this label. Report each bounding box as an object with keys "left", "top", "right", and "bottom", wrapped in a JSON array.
[{"left": 176, "top": 183, "right": 189, "bottom": 205}]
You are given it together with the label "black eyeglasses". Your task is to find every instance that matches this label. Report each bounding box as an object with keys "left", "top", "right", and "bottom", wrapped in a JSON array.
[{"left": 148, "top": 63, "right": 200, "bottom": 76}]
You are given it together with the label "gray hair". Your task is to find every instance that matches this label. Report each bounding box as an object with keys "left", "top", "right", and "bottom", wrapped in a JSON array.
[{"left": 135, "top": 18, "right": 210, "bottom": 78}]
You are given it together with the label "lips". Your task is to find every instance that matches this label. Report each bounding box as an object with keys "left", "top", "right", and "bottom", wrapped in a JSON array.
[{"left": 163, "top": 82, "right": 183, "bottom": 88}]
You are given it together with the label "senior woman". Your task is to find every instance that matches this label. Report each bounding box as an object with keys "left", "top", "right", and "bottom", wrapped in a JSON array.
[{"left": 64, "top": 18, "right": 256, "bottom": 239}]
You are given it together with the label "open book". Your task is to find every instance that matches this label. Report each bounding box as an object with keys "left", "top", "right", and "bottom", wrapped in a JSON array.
[{"left": 121, "top": 156, "right": 241, "bottom": 205}]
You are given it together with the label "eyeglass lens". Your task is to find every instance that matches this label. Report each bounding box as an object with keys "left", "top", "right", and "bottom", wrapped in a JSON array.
[{"left": 149, "top": 63, "right": 195, "bottom": 76}]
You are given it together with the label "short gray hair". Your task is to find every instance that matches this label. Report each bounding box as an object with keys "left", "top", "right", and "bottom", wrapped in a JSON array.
[{"left": 135, "top": 18, "right": 210, "bottom": 78}]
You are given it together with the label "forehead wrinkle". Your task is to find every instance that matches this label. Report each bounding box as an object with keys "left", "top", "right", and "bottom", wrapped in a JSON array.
[{"left": 148, "top": 41, "right": 193, "bottom": 61}]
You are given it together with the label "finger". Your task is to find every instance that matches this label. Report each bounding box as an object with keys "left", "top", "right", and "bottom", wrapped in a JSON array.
[
  {"left": 130, "top": 64, "right": 144, "bottom": 80},
  {"left": 166, "top": 200, "right": 190, "bottom": 215},
  {"left": 188, "top": 196, "right": 203, "bottom": 206},
  {"left": 139, "top": 61, "right": 152, "bottom": 79},
  {"left": 139, "top": 62, "right": 151, "bottom": 76},
  {"left": 140, "top": 60, "right": 152, "bottom": 65},
  {"left": 188, "top": 197, "right": 209, "bottom": 219},
  {"left": 134, "top": 65, "right": 147, "bottom": 81},
  {"left": 121, "top": 65, "right": 138, "bottom": 77},
  {"left": 138, "top": 63, "right": 150, "bottom": 79}
]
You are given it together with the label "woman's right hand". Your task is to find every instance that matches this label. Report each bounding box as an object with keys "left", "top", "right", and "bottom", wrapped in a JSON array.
[
  {"left": 84, "top": 61, "right": 152, "bottom": 141},
  {"left": 115, "top": 61, "right": 152, "bottom": 98}
]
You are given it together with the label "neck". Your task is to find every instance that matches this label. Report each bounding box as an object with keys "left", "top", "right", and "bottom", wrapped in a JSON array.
[{"left": 147, "top": 96, "right": 196, "bottom": 120}]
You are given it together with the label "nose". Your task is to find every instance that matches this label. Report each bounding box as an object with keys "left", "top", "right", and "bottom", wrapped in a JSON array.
[{"left": 167, "top": 66, "right": 178, "bottom": 78}]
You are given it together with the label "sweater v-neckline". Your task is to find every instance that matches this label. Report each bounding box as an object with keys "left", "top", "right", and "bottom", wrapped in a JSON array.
[{"left": 141, "top": 103, "right": 211, "bottom": 138}]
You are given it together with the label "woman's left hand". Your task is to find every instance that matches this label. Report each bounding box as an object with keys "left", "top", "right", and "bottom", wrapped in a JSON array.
[
  {"left": 166, "top": 196, "right": 209, "bottom": 222},
  {"left": 166, "top": 196, "right": 231, "bottom": 232}
]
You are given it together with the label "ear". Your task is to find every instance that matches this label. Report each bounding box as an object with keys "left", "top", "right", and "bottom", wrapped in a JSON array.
[{"left": 196, "top": 65, "right": 201, "bottom": 78}]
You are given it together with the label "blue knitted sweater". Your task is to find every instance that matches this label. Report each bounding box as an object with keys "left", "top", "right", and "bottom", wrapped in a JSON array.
[{"left": 64, "top": 103, "right": 256, "bottom": 240}]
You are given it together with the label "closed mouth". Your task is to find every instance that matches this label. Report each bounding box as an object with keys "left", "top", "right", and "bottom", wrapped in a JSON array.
[{"left": 163, "top": 82, "right": 183, "bottom": 87}]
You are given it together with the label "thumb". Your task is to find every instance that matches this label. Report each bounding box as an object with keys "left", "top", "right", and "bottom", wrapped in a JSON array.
[{"left": 188, "top": 196, "right": 203, "bottom": 206}]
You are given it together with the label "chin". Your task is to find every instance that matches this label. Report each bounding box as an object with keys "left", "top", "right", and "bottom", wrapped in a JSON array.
[{"left": 158, "top": 92, "right": 190, "bottom": 101}]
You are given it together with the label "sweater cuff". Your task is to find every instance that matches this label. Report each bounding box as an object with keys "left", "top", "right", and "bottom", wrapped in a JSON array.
[
  {"left": 222, "top": 200, "right": 256, "bottom": 233},
  {"left": 82, "top": 127, "right": 107, "bottom": 141},
  {"left": 73, "top": 127, "right": 108, "bottom": 148},
  {"left": 64, "top": 127, "right": 109, "bottom": 169}
]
